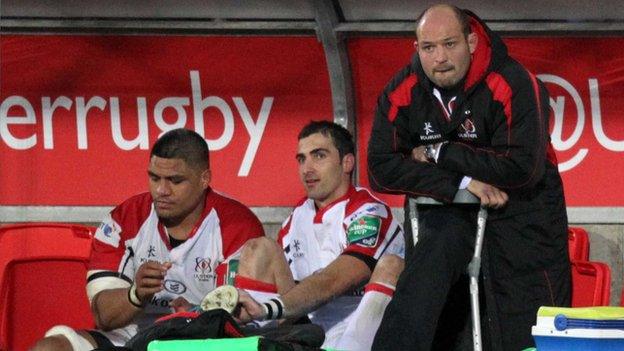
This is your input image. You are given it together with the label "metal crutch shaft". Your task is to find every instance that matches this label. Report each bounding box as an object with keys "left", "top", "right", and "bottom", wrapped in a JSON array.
[{"left": 468, "top": 206, "right": 488, "bottom": 351}]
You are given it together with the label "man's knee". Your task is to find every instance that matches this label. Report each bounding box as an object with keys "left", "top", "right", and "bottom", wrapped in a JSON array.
[
  {"left": 370, "top": 255, "right": 404, "bottom": 285},
  {"left": 31, "top": 326, "right": 95, "bottom": 351},
  {"left": 239, "top": 237, "right": 282, "bottom": 274},
  {"left": 241, "top": 237, "right": 280, "bottom": 260}
]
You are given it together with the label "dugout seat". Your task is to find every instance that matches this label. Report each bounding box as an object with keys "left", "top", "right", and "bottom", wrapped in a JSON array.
[
  {"left": 571, "top": 260, "right": 611, "bottom": 307},
  {"left": 568, "top": 227, "right": 590, "bottom": 262},
  {"left": 0, "top": 223, "right": 96, "bottom": 351}
]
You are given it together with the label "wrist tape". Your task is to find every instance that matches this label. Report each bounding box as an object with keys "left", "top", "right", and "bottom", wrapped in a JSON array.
[
  {"left": 262, "top": 297, "right": 284, "bottom": 320},
  {"left": 128, "top": 283, "right": 143, "bottom": 308}
]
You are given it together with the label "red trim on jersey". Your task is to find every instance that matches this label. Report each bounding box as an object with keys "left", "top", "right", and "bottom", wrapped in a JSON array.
[
  {"left": 155, "top": 311, "right": 200, "bottom": 323},
  {"left": 209, "top": 190, "right": 265, "bottom": 259},
  {"left": 364, "top": 282, "right": 395, "bottom": 297},
  {"left": 388, "top": 74, "right": 418, "bottom": 122},
  {"left": 464, "top": 17, "right": 492, "bottom": 91},
  {"left": 277, "top": 215, "right": 292, "bottom": 247},
  {"left": 89, "top": 192, "right": 153, "bottom": 271},
  {"left": 234, "top": 275, "right": 278, "bottom": 293},
  {"left": 485, "top": 73, "right": 512, "bottom": 131},
  {"left": 313, "top": 186, "right": 357, "bottom": 224},
  {"left": 277, "top": 196, "right": 307, "bottom": 246}
]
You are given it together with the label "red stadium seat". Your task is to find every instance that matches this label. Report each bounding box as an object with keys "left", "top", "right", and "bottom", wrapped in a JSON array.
[
  {"left": 568, "top": 227, "right": 589, "bottom": 262},
  {"left": 0, "top": 223, "right": 96, "bottom": 351},
  {"left": 571, "top": 260, "right": 611, "bottom": 307}
]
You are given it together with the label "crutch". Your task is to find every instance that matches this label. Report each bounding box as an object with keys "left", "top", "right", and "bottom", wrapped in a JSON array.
[{"left": 408, "top": 190, "right": 488, "bottom": 351}]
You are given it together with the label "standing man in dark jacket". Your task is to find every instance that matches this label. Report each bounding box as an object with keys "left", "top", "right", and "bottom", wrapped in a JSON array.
[{"left": 368, "top": 4, "right": 570, "bottom": 350}]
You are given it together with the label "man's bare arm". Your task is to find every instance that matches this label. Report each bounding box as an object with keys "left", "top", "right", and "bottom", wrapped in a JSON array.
[
  {"left": 91, "top": 261, "right": 171, "bottom": 330},
  {"left": 237, "top": 254, "right": 371, "bottom": 322}
]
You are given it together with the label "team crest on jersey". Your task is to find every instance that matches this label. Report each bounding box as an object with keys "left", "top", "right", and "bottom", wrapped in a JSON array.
[
  {"left": 194, "top": 257, "right": 215, "bottom": 282},
  {"left": 347, "top": 215, "right": 381, "bottom": 247},
  {"left": 458, "top": 118, "right": 478, "bottom": 139}
]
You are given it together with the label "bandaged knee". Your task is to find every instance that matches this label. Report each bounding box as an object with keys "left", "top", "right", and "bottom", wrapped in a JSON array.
[{"left": 45, "top": 325, "right": 94, "bottom": 351}]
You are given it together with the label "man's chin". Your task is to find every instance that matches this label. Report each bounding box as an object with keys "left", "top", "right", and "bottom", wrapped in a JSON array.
[{"left": 156, "top": 210, "right": 180, "bottom": 223}]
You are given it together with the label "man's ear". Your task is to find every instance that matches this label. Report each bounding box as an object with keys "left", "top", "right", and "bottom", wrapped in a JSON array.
[
  {"left": 413, "top": 40, "right": 419, "bottom": 51},
  {"left": 201, "top": 169, "right": 211, "bottom": 189},
  {"left": 342, "top": 153, "right": 355, "bottom": 175},
  {"left": 467, "top": 32, "right": 478, "bottom": 54}
]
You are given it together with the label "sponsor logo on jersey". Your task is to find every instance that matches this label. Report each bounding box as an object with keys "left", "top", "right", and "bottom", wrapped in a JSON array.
[
  {"left": 149, "top": 295, "right": 172, "bottom": 308},
  {"left": 421, "top": 122, "right": 442, "bottom": 141},
  {"left": 225, "top": 259, "right": 239, "bottom": 285},
  {"left": 163, "top": 279, "right": 187, "bottom": 294},
  {"left": 101, "top": 223, "right": 113, "bottom": 237},
  {"left": 347, "top": 215, "right": 381, "bottom": 247},
  {"left": 194, "top": 257, "right": 214, "bottom": 282},
  {"left": 292, "top": 239, "right": 304, "bottom": 258},
  {"left": 95, "top": 216, "right": 121, "bottom": 247},
  {"left": 285, "top": 240, "right": 305, "bottom": 260},
  {"left": 365, "top": 205, "right": 379, "bottom": 213},
  {"left": 147, "top": 245, "right": 157, "bottom": 258}
]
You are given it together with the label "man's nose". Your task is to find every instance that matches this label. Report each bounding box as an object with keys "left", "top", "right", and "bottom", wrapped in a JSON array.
[
  {"left": 434, "top": 47, "right": 448, "bottom": 63},
  {"left": 300, "top": 158, "right": 315, "bottom": 174},
  {"left": 156, "top": 180, "right": 171, "bottom": 195}
]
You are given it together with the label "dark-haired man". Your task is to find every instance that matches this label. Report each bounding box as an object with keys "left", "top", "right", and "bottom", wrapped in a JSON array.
[
  {"left": 368, "top": 4, "right": 570, "bottom": 350},
  {"left": 234, "top": 121, "right": 405, "bottom": 350},
  {"left": 33, "top": 128, "right": 264, "bottom": 350}
]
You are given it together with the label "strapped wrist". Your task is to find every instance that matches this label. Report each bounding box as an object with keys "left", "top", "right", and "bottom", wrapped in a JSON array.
[
  {"left": 262, "top": 298, "right": 284, "bottom": 320},
  {"left": 128, "top": 283, "right": 143, "bottom": 308}
]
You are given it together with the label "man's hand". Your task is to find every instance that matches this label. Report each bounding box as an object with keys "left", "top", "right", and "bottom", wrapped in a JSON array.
[
  {"left": 134, "top": 261, "right": 172, "bottom": 303},
  {"left": 170, "top": 296, "right": 195, "bottom": 313},
  {"left": 466, "top": 179, "right": 509, "bottom": 209},
  {"left": 411, "top": 145, "right": 429, "bottom": 163},
  {"left": 235, "top": 289, "right": 266, "bottom": 323}
]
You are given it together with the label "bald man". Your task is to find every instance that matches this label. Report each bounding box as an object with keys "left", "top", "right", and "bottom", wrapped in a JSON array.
[{"left": 368, "top": 4, "right": 570, "bottom": 350}]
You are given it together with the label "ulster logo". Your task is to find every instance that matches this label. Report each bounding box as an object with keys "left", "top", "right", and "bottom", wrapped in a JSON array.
[
  {"left": 194, "top": 257, "right": 214, "bottom": 282},
  {"left": 458, "top": 118, "right": 478, "bottom": 139}
]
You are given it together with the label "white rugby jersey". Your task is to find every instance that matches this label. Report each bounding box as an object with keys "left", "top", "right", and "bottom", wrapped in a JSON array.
[
  {"left": 277, "top": 186, "right": 404, "bottom": 333},
  {"left": 87, "top": 188, "right": 264, "bottom": 331}
]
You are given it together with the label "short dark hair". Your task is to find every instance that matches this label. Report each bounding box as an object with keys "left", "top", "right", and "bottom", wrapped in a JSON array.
[
  {"left": 150, "top": 128, "right": 209, "bottom": 170},
  {"left": 298, "top": 120, "right": 355, "bottom": 160},
  {"left": 415, "top": 4, "right": 471, "bottom": 40}
]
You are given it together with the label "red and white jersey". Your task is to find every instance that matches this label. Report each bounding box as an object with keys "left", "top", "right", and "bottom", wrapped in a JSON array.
[
  {"left": 87, "top": 188, "right": 264, "bottom": 331},
  {"left": 277, "top": 186, "right": 404, "bottom": 333}
]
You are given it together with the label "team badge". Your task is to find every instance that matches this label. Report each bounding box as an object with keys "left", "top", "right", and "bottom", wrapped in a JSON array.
[
  {"left": 458, "top": 118, "right": 478, "bottom": 139},
  {"left": 347, "top": 215, "right": 381, "bottom": 247}
]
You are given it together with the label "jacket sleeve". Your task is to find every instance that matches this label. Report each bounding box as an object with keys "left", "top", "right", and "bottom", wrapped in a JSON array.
[
  {"left": 437, "top": 64, "right": 548, "bottom": 190},
  {"left": 367, "top": 71, "right": 464, "bottom": 203}
]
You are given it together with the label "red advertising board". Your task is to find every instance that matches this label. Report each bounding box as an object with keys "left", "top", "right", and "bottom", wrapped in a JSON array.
[
  {"left": 2, "top": 35, "right": 623, "bottom": 208},
  {"left": 0, "top": 35, "right": 332, "bottom": 206},
  {"left": 351, "top": 37, "right": 624, "bottom": 207}
]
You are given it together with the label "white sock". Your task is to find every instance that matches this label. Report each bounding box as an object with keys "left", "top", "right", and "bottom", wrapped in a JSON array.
[{"left": 335, "top": 282, "right": 395, "bottom": 350}]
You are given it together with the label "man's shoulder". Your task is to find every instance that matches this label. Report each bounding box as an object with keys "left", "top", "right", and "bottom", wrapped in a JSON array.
[
  {"left": 382, "top": 63, "right": 420, "bottom": 95},
  {"left": 345, "top": 187, "right": 390, "bottom": 218},
  {"left": 348, "top": 187, "right": 386, "bottom": 206},
  {"left": 208, "top": 190, "right": 261, "bottom": 225},
  {"left": 111, "top": 192, "right": 154, "bottom": 223},
  {"left": 486, "top": 58, "right": 535, "bottom": 92}
]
